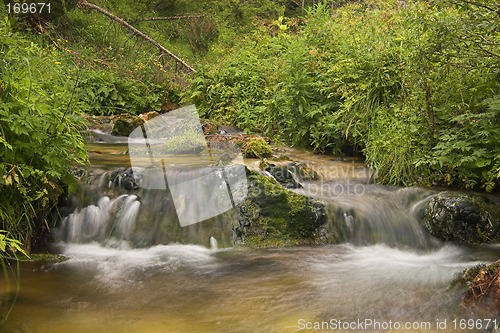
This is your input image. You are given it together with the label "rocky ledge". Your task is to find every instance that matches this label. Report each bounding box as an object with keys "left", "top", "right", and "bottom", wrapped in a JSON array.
[{"left": 102, "top": 166, "right": 328, "bottom": 247}]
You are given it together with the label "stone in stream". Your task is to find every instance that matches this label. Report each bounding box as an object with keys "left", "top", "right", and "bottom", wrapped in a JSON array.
[
  {"left": 422, "top": 192, "right": 500, "bottom": 244},
  {"left": 232, "top": 169, "right": 327, "bottom": 247},
  {"left": 263, "top": 162, "right": 319, "bottom": 190},
  {"left": 111, "top": 115, "right": 144, "bottom": 137},
  {"left": 110, "top": 167, "right": 142, "bottom": 191},
  {"left": 264, "top": 163, "right": 301, "bottom": 189}
]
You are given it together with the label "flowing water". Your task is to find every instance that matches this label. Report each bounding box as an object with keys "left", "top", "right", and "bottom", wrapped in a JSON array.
[
  {"left": 3, "top": 243, "right": 500, "bottom": 333},
  {"left": 1, "top": 142, "right": 499, "bottom": 333}
]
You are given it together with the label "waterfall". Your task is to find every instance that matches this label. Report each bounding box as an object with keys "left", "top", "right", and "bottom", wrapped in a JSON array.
[
  {"left": 57, "top": 168, "right": 236, "bottom": 248},
  {"left": 295, "top": 182, "right": 439, "bottom": 250},
  {"left": 209, "top": 236, "right": 218, "bottom": 250},
  {"left": 61, "top": 195, "right": 141, "bottom": 243},
  {"left": 115, "top": 195, "right": 141, "bottom": 240}
]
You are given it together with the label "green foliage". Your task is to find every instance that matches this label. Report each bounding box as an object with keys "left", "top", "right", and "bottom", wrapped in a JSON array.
[
  {"left": 0, "top": 231, "right": 27, "bottom": 257},
  {"left": 188, "top": 1, "right": 500, "bottom": 190},
  {"left": 243, "top": 137, "right": 272, "bottom": 158},
  {"left": 76, "top": 70, "right": 163, "bottom": 116},
  {"left": 0, "top": 15, "right": 88, "bottom": 250},
  {"left": 416, "top": 97, "right": 500, "bottom": 190}
]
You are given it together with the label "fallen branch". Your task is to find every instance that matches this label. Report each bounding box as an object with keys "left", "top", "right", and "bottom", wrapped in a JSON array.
[
  {"left": 80, "top": 0, "right": 196, "bottom": 73},
  {"left": 133, "top": 15, "right": 205, "bottom": 22}
]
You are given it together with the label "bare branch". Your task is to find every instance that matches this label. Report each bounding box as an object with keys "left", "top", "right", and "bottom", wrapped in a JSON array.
[
  {"left": 80, "top": 0, "right": 196, "bottom": 73},
  {"left": 134, "top": 15, "right": 205, "bottom": 22}
]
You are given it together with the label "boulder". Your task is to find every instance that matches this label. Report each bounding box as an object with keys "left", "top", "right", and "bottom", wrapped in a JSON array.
[
  {"left": 263, "top": 162, "right": 319, "bottom": 189},
  {"left": 110, "top": 167, "right": 141, "bottom": 191},
  {"left": 265, "top": 163, "right": 300, "bottom": 188},
  {"left": 232, "top": 169, "right": 327, "bottom": 247},
  {"left": 111, "top": 115, "right": 144, "bottom": 137},
  {"left": 423, "top": 192, "right": 500, "bottom": 244}
]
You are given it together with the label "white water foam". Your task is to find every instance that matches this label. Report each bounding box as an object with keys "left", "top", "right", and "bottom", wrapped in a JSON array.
[{"left": 53, "top": 242, "right": 219, "bottom": 288}]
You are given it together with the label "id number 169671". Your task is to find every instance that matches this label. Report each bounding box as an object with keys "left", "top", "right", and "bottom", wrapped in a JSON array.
[{"left": 6, "top": 2, "right": 51, "bottom": 14}]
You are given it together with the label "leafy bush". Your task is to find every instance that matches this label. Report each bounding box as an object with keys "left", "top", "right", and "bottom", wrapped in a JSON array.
[
  {"left": 188, "top": 1, "right": 500, "bottom": 191},
  {"left": 0, "top": 16, "right": 88, "bottom": 251},
  {"left": 76, "top": 70, "right": 163, "bottom": 116}
]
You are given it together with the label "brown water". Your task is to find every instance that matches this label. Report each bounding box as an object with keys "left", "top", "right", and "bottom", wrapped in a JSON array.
[{"left": 2, "top": 243, "right": 500, "bottom": 333}]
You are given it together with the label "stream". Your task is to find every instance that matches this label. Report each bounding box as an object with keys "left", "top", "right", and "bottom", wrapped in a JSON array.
[{"left": 2, "top": 137, "right": 499, "bottom": 333}]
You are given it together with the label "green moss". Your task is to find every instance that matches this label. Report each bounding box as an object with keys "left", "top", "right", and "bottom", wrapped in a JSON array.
[
  {"left": 243, "top": 138, "right": 272, "bottom": 158},
  {"left": 238, "top": 170, "right": 326, "bottom": 247},
  {"left": 20, "top": 253, "right": 67, "bottom": 263}
]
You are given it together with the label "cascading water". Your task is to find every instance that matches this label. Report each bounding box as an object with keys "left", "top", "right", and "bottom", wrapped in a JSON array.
[
  {"left": 6, "top": 142, "right": 497, "bottom": 333},
  {"left": 61, "top": 194, "right": 141, "bottom": 243},
  {"left": 58, "top": 167, "right": 440, "bottom": 251},
  {"left": 293, "top": 182, "right": 441, "bottom": 250},
  {"left": 56, "top": 164, "right": 243, "bottom": 248}
]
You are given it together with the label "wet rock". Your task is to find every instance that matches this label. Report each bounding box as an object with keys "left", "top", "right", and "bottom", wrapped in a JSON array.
[
  {"left": 462, "top": 259, "right": 500, "bottom": 316},
  {"left": 423, "top": 192, "right": 500, "bottom": 244},
  {"left": 218, "top": 125, "right": 242, "bottom": 135},
  {"left": 286, "top": 162, "right": 319, "bottom": 181},
  {"left": 264, "top": 162, "right": 310, "bottom": 189},
  {"left": 233, "top": 169, "right": 327, "bottom": 247},
  {"left": 266, "top": 164, "right": 292, "bottom": 183},
  {"left": 84, "top": 115, "right": 113, "bottom": 133},
  {"left": 110, "top": 167, "right": 142, "bottom": 191}
]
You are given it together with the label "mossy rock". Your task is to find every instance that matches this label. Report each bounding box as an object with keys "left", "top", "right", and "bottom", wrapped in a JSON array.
[
  {"left": 243, "top": 138, "right": 272, "bottom": 158},
  {"left": 111, "top": 115, "right": 144, "bottom": 136},
  {"left": 233, "top": 169, "right": 327, "bottom": 247},
  {"left": 161, "top": 129, "right": 207, "bottom": 154},
  {"left": 423, "top": 192, "right": 500, "bottom": 244}
]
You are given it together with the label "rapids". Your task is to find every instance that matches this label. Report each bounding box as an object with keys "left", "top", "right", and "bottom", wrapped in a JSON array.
[{"left": 2, "top": 142, "right": 499, "bottom": 333}]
